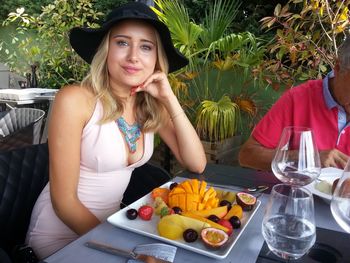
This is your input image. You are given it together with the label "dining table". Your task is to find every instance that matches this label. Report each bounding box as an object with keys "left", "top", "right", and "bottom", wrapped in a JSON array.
[{"left": 43, "top": 164, "right": 349, "bottom": 263}]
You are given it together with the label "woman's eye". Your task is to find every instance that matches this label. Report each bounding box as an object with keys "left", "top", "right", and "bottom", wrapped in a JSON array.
[
  {"left": 116, "top": 40, "right": 128, "bottom": 46},
  {"left": 141, "top": 45, "right": 153, "bottom": 51}
]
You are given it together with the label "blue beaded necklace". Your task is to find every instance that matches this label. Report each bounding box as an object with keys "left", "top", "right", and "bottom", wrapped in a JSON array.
[{"left": 116, "top": 116, "right": 141, "bottom": 153}]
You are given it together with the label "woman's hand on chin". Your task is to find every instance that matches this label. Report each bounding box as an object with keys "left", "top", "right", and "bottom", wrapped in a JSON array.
[{"left": 131, "top": 71, "right": 175, "bottom": 102}]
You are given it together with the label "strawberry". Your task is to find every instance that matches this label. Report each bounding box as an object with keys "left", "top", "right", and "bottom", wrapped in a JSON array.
[
  {"left": 138, "top": 205, "right": 153, "bottom": 221},
  {"left": 218, "top": 219, "right": 233, "bottom": 236}
]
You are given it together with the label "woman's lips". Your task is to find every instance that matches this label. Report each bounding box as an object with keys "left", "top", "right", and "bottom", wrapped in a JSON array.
[{"left": 123, "top": 66, "right": 141, "bottom": 74}]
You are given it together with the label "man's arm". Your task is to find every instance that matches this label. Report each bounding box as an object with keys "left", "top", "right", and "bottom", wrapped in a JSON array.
[
  {"left": 239, "top": 136, "right": 276, "bottom": 171},
  {"left": 239, "top": 136, "right": 350, "bottom": 170}
]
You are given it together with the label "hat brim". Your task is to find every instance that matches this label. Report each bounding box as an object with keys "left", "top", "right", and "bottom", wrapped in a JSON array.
[{"left": 69, "top": 17, "right": 188, "bottom": 73}]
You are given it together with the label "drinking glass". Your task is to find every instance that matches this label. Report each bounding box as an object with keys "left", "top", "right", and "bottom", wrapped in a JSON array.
[
  {"left": 262, "top": 184, "right": 316, "bottom": 260},
  {"left": 271, "top": 126, "right": 321, "bottom": 187},
  {"left": 330, "top": 160, "right": 350, "bottom": 233}
]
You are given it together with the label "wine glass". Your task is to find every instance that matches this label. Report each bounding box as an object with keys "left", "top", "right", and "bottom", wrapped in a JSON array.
[
  {"left": 262, "top": 184, "right": 316, "bottom": 260},
  {"left": 271, "top": 126, "right": 321, "bottom": 187},
  {"left": 330, "top": 160, "right": 350, "bottom": 233}
]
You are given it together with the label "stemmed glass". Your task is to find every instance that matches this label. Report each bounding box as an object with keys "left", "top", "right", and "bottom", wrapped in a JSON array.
[
  {"left": 271, "top": 126, "right": 321, "bottom": 187},
  {"left": 330, "top": 160, "right": 350, "bottom": 233},
  {"left": 262, "top": 184, "right": 316, "bottom": 260},
  {"left": 263, "top": 126, "right": 321, "bottom": 261}
]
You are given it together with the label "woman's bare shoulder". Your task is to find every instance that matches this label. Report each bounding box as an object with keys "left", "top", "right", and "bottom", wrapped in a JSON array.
[
  {"left": 56, "top": 84, "right": 94, "bottom": 101},
  {"left": 53, "top": 84, "right": 96, "bottom": 120}
]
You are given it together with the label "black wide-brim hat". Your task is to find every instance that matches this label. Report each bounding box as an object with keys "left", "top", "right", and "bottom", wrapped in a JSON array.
[{"left": 69, "top": 2, "right": 188, "bottom": 73}]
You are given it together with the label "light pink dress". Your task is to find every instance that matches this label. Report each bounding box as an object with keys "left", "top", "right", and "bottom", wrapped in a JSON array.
[{"left": 26, "top": 100, "right": 154, "bottom": 259}]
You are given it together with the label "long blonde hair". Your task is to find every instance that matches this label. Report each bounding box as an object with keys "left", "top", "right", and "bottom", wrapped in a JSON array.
[{"left": 81, "top": 24, "right": 169, "bottom": 132}]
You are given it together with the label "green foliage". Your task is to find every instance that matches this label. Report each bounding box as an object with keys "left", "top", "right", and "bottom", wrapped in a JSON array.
[
  {"left": 152, "top": 0, "right": 204, "bottom": 60},
  {"left": 93, "top": 0, "right": 129, "bottom": 14},
  {"left": 231, "top": 0, "right": 289, "bottom": 35},
  {"left": 1, "top": 0, "right": 104, "bottom": 88},
  {"left": 154, "top": 0, "right": 268, "bottom": 141},
  {"left": 0, "top": 0, "right": 278, "bottom": 142},
  {"left": 200, "top": 0, "right": 240, "bottom": 49},
  {"left": 261, "top": 0, "right": 349, "bottom": 83},
  {"left": 0, "top": 0, "right": 52, "bottom": 22},
  {"left": 182, "top": 0, "right": 209, "bottom": 24},
  {"left": 0, "top": 0, "right": 128, "bottom": 22}
]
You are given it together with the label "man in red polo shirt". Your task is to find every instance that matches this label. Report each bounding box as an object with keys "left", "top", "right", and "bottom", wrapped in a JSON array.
[{"left": 239, "top": 39, "right": 350, "bottom": 171}]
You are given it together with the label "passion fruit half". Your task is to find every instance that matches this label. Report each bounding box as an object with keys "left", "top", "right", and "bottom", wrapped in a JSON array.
[
  {"left": 236, "top": 192, "right": 256, "bottom": 211},
  {"left": 200, "top": 227, "right": 229, "bottom": 249},
  {"left": 332, "top": 178, "right": 340, "bottom": 194}
]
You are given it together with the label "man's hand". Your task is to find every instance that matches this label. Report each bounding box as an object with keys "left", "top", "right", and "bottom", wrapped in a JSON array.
[{"left": 319, "top": 149, "right": 349, "bottom": 169}]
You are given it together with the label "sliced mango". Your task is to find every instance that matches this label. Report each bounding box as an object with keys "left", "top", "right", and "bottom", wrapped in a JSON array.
[
  {"left": 190, "top": 206, "right": 227, "bottom": 218},
  {"left": 181, "top": 181, "right": 193, "bottom": 193},
  {"left": 168, "top": 179, "right": 219, "bottom": 212},
  {"left": 223, "top": 204, "right": 243, "bottom": 220},
  {"left": 199, "top": 181, "right": 207, "bottom": 196},
  {"left": 191, "top": 179, "right": 199, "bottom": 194}
]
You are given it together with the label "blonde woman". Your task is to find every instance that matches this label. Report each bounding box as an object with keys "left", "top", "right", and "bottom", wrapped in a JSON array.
[{"left": 26, "top": 2, "right": 206, "bottom": 259}]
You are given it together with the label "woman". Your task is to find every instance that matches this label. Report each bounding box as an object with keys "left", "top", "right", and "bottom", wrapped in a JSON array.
[{"left": 26, "top": 2, "right": 206, "bottom": 259}]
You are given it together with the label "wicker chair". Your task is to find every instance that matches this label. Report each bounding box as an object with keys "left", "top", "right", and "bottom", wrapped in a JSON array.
[{"left": 0, "top": 108, "right": 45, "bottom": 152}]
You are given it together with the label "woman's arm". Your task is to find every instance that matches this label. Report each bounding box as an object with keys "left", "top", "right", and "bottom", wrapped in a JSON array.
[
  {"left": 48, "top": 85, "right": 100, "bottom": 235},
  {"left": 158, "top": 95, "right": 206, "bottom": 174},
  {"left": 134, "top": 71, "right": 206, "bottom": 174}
]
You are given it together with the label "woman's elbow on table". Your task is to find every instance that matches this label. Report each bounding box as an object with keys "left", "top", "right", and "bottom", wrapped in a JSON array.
[
  {"left": 189, "top": 161, "right": 206, "bottom": 174},
  {"left": 184, "top": 154, "right": 206, "bottom": 174}
]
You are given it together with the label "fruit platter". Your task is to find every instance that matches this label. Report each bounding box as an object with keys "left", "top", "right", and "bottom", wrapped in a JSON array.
[{"left": 107, "top": 179, "right": 261, "bottom": 259}]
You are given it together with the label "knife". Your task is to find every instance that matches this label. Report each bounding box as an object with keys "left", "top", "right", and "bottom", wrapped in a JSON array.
[
  {"left": 209, "top": 183, "right": 269, "bottom": 193},
  {"left": 85, "top": 241, "right": 171, "bottom": 263}
]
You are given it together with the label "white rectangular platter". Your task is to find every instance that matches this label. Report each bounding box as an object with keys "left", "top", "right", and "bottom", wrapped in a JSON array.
[{"left": 108, "top": 182, "right": 261, "bottom": 259}]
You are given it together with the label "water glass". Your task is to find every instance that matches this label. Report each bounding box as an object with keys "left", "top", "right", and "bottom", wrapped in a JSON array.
[
  {"left": 272, "top": 126, "right": 321, "bottom": 186},
  {"left": 262, "top": 184, "right": 316, "bottom": 260},
  {"left": 331, "top": 160, "right": 350, "bottom": 233}
]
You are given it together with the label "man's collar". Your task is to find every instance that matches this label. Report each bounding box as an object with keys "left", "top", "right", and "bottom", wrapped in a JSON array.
[{"left": 323, "top": 70, "right": 338, "bottom": 109}]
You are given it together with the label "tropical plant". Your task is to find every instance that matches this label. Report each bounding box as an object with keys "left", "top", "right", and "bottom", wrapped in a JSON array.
[
  {"left": 153, "top": 0, "right": 267, "bottom": 142},
  {"left": 260, "top": 0, "right": 350, "bottom": 83},
  {"left": 0, "top": 0, "right": 103, "bottom": 89},
  {"left": 196, "top": 96, "right": 240, "bottom": 142}
]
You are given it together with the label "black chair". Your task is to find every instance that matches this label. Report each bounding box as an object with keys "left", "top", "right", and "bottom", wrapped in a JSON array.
[
  {"left": 0, "top": 143, "right": 49, "bottom": 261},
  {"left": 121, "top": 162, "right": 172, "bottom": 208},
  {"left": 0, "top": 145, "right": 169, "bottom": 260},
  {"left": 0, "top": 108, "right": 45, "bottom": 152}
]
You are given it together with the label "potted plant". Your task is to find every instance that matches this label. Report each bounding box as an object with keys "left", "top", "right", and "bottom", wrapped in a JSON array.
[
  {"left": 152, "top": 0, "right": 265, "bottom": 166},
  {"left": 196, "top": 95, "right": 242, "bottom": 164}
]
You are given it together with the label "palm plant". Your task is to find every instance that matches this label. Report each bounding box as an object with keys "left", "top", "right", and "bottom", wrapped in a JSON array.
[
  {"left": 153, "top": 0, "right": 265, "bottom": 142},
  {"left": 152, "top": 0, "right": 203, "bottom": 60}
]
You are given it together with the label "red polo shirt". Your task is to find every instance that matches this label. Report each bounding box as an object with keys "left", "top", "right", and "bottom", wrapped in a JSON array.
[{"left": 252, "top": 79, "right": 350, "bottom": 155}]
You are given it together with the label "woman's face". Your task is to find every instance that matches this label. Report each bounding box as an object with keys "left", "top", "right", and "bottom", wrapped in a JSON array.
[{"left": 107, "top": 20, "right": 157, "bottom": 91}]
